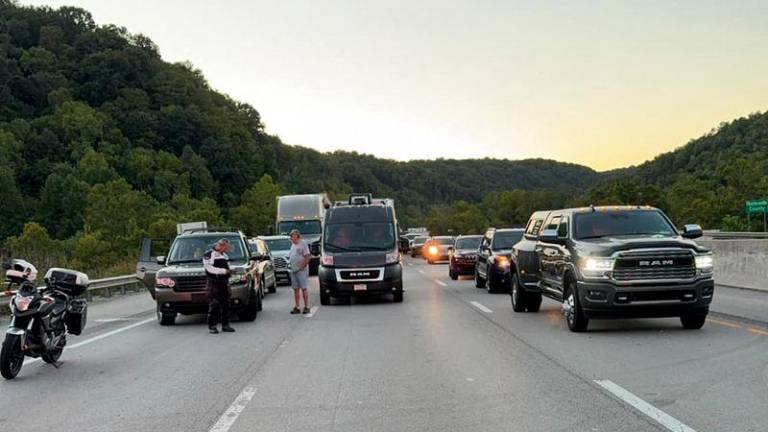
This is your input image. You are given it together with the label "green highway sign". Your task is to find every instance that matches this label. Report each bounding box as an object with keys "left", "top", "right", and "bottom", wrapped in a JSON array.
[{"left": 746, "top": 199, "right": 768, "bottom": 213}]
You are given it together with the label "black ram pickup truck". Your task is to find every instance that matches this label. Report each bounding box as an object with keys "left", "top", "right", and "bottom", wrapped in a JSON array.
[{"left": 510, "top": 206, "right": 714, "bottom": 332}]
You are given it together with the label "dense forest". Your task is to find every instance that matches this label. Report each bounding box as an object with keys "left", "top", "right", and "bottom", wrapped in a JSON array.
[{"left": 1, "top": 1, "right": 766, "bottom": 278}]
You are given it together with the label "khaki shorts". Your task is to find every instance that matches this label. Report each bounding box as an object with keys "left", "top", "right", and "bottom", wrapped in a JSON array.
[{"left": 291, "top": 270, "right": 309, "bottom": 290}]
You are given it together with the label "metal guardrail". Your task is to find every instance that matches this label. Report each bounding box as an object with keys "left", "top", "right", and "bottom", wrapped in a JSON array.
[
  {"left": 703, "top": 231, "right": 768, "bottom": 239},
  {"left": 1, "top": 274, "right": 143, "bottom": 302}
]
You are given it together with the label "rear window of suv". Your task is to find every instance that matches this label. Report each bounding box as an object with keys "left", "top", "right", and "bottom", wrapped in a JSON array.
[{"left": 574, "top": 210, "right": 676, "bottom": 240}]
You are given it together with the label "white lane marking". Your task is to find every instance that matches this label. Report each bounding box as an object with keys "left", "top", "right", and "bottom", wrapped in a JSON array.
[
  {"left": 209, "top": 386, "right": 258, "bottom": 432},
  {"left": 407, "top": 263, "right": 413, "bottom": 267},
  {"left": 594, "top": 380, "right": 697, "bottom": 432},
  {"left": 470, "top": 301, "right": 493, "bottom": 313},
  {"left": 435, "top": 280, "right": 447, "bottom": 287},
  {"left": 417, "top": 270, "right": 425, "bottom": 274},
  {"left": 23, "top": 317, "right": 155, "bottom": 366},
  {"left": 304, "top": 306, "right": 319, "bottom": 318},
  {"left": 94, "top": 318, "right": 137, "bottom": 323}
]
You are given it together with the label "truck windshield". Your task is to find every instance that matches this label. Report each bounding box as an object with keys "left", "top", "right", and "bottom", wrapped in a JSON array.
[
  {"left": 413, "top": 236, "right": 428, "bottom": 245},
  {"left": 324, "top": 222, "right": 396, "bottom": 253},
  {"left": 435, "top": 237, "right": 455, "bottom": 245},
  {"left": 456, "top": 237, "right": 482, "bottom": 250},
  {"left": 167, "top": 236, "right": 246, "bottom": 264},
  {"left": 277, "top": 220, "right": 322, "bottom": 235},
  {"left": 264, "top": 238, "right": 291, "bottom": 252},
  {"left": 492, "top": 232, "right": 523, "bottom": 250},
  {"left": 574, "top": 210, "right": 677, "bottom": 239}
]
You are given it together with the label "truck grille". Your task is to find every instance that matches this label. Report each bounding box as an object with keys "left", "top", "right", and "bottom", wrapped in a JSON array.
[
  {"left": 174, "top": 276, "right": 207, "bottom": 292},
  {"left": 273, "top": 257, "right": 288, "bottom": 269},
  {"left": 613, "top": 249, "right": 695, "bottom": 281}
]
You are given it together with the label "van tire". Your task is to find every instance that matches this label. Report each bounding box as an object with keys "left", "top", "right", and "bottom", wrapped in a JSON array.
[{"left": 320, "top": 291, "right": 331, "bottom": 306}]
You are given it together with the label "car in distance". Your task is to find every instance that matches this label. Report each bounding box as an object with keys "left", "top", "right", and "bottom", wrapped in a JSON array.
[
  {"left": 475, "top": 228, "right": 524, "bottom": 293},
  {"left": 424, "top": 236, "right": 456, "bottom": 264},
  {"left": 248, "top": 237, "right": 277, "bottom": 294},
  {"left": 319, "top": 196, "right": 403, "bottom": 304},
  {"left": 410, "top": 236, "right": 429, "bottom": 257},
  {"left": 259, "top": 235, "right": 292, "bottom": 287},
  {"left": 151, "top": 228, "right": 264, "bottom": 325},
  {"left": 510, "top": 206, "right": 715, "bottom": 332},
  {"left": 449, "top": 235, "right": 483, "bottom": 280}
]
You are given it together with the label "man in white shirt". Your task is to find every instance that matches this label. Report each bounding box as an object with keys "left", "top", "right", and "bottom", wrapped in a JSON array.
[{"left": 287, "top": 229, "right": 311, "bottom": 314}]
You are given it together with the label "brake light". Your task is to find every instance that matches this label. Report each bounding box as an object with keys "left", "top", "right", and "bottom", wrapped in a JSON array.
[
  {"left": 321, "top": 255, "right": 334, "bottom": 266},
  {"left": 156, "top": 277, "right": 176, "bottom": 288}
]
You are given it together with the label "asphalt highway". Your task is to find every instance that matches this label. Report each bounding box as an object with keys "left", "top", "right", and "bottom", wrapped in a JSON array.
[{"left": 0, "top": 258, "right": 765, "bottom": 432}]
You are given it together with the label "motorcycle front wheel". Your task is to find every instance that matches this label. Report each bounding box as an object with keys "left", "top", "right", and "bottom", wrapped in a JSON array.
[{"left": 0, "top": 334, "right": 24, "bottom": 379}]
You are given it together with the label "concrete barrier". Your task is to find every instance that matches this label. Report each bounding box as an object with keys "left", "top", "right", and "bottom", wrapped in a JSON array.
[{"left": 698, "top": 238, "right": 768, "bottom": 292}]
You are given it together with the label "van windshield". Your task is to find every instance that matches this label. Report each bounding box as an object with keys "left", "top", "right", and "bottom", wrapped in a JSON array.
[
  {"left": 574, "top": 210, "right": 676, "bottom": 239},
  {"left": 278, "top": 220, "right": 322, "bottom": 235},
  {"left": 324, "top": 222, "right": 396, "bottom": 253},
  {"left": 167, "top": 236, "right": 246, "bottom": 264}
]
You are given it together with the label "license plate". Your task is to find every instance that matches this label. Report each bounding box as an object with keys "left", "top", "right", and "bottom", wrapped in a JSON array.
[
  {"left": 191, "top": 293, "right": 207, "bottom": 303},
  {"left": 353, "top": 284, "right": 367, "bottom": 291}
]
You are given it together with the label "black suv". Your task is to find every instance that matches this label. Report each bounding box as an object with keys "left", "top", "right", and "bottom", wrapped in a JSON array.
[
  {"left": 318, "top": 198, "right": 403, "bottom": 305},
  {"left": 474, "top": 228, "right": 524, "bottom": 293},
  {"left": 510, "top": 206, "right": 715, "bottom": 332}
]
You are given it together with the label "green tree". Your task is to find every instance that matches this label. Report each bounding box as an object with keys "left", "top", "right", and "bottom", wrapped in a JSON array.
[
  {"left": 4, "top": 222, "right": 65, "bottom": 276},
  {"left": 77, "top": 148, "right": 118, "bottom": 185},
  {"left": 0, "top": 166, "right": 27, "bottom": 241},
  {"left": 229, "top": 174, "right": 280, "bottom": 236},
  {"left": 85, "top": 179, "right": 157, "bottom": 255},
  {"left": 39, "top": 168, "right": 90, "bottom": 238}
]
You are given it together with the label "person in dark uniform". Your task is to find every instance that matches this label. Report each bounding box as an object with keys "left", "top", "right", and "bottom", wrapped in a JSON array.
[{"left": 203, "top": 238, "right": 235, "bottom": 334}]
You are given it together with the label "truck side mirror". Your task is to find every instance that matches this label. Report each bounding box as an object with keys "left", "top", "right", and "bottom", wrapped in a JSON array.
[
  {"left": 156, "top": 256, "right": 166, "bottom": 265},
  {"left": 682, "top": 224, "right": 703, "bottom": 239},
  {"left": 540, "top": 229, "right": 565, "bottom": 245}
]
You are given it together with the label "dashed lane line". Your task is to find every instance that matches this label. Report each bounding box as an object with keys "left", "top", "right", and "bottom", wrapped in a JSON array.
[
  {"left": 595, "top": 379, "right": 697, "bottom": 432},
  {"left": 208, "top": 386, "right": 258, "bottom": 432},
  {"left": 435, "top": 280, "right": 447, "bottom": 287},
  {"left": 470, "top": 301, "right": 493, "bottom": 313}
]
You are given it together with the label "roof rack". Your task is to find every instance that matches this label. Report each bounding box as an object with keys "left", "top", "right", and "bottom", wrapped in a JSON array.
[{"left": 182, "top": 227, "right": 241, "bottom": 234}]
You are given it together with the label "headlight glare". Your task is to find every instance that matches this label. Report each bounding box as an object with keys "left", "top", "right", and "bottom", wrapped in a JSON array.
[
  {"left": 695, "top": 254, "right": 713, "bottom": 271},
  {"left": 581, "top": 258, "right": 614, "bottom": 272}
]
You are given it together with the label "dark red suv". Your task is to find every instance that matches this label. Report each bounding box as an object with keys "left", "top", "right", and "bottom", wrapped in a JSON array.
[{"left": 448, "top": 235, "right": 483, "bottom": 280}]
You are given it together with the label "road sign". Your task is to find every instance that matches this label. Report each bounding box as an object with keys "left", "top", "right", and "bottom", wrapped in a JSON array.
[{"left": 745, "top": 200, "right": 768, "bottom": 214}]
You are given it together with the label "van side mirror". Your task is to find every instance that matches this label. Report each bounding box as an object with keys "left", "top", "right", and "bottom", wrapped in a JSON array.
[
  {"left": 540, "top": 229, "right": 565, "bottom": 245},
  {"left": 156, "top": 256, "right": 166, "bottom": 265},
  {"left": 682, "top": 224, "right": 703, "bottom": 239}
]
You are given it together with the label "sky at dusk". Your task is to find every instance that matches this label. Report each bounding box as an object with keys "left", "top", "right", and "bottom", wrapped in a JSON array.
[{"left": 23, "top": 0, "right": 768, "bottom": 170}]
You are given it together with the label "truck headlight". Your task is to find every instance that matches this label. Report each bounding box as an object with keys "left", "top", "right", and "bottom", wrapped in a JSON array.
[
  {"left": 580, "top": 258, "right": 614, "bottom": 278},
  {"left": 494, "top": 256, "right": 510, "bottom": 268},
  {"left": 386, "top": 251, "right": 400, "bottom": 264},
  {"left": 581, "top": 258, "right": 614, "bottom": 272},
  {"left": 321, "top": 255, "right": 334, "bottom": 266},
  {"left": 428, "top": 245, "right": 438, "bottom": 256},
  {"left": 695, "top": 254, "right": 713, "bottom": 273}
]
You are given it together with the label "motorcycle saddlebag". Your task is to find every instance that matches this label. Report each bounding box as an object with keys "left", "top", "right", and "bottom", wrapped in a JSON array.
[
  {"left": 44, "top": 268, "right": 89, "bottom": 296},
  {"left": 65, "top": 299, "right": 88, "bottom": 335}
]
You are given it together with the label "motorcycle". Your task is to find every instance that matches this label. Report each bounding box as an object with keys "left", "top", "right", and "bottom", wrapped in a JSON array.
[{"left": 1, "top": 260, "right": 89, "bottom": 380}]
